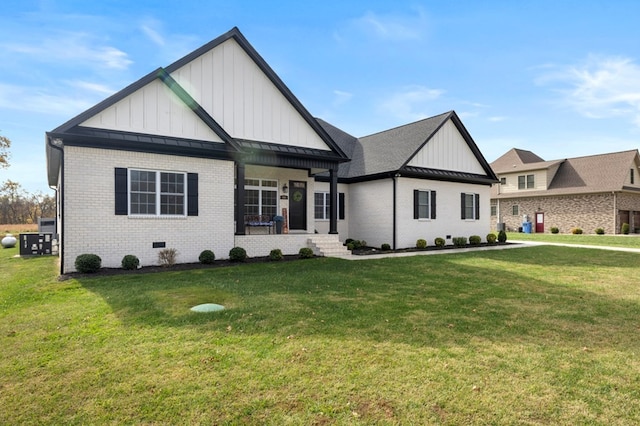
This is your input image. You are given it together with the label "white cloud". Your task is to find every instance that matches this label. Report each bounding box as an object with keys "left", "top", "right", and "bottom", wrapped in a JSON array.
[
  {"left": 140, "top": 18, "right": 166, "bottom": 47},
  {"left": 0, "top": 83, "right": 101, "bottom": 117},
  {"left": 538, "top": 55, "right": 640, "bottom": 126},
  {"left": 2, "top": 31, "right": 132, "bottom": 70},
  {"left": 339, "top": 7, "right": 429, "bottom": 42},
  {"left": 332, "top": 90, "right": 353, "bottom": 106},
  {"left": 67, "top": 80, "right": 116, "bottom": 96},
  {"left": 488, "top": 116, "right": 507, "bottom": 122},
  {"left": 378, "top": 85, "right": 445, "bottom": 121}
]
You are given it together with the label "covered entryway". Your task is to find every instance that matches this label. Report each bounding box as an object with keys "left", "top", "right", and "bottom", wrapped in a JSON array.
[
  {"left": 619, "top": 210, "right": 630, "bottom": 233},
  {"left": 535, "top": 212, "right": 544, "bottom": 233},
  {"left": 288, "top": 180, "right": 307, "bottom": 230}
]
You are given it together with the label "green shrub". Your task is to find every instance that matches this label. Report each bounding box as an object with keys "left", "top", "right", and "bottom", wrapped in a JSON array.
[
  {"left": 469, "top": 235, "right": 481, "bottom": 245},
  {"left": 622, "top": 223, "right": 630, "bottom": 235},
  {"left": 158, "top": 248, "right": 178, "bottom": 267},
  {"left": 121, "top": 254, "right": 139, "bottom": 270},
  {"left": 550, "top": 227, "right": 559, "bottom": 234},
  {"left": 345, "top": 238, "right": 354, "bottom": 245},
  {"left": 594, "top": 228, "right": 605, "bottom": 235},
  {"left": 434, "top": 237, "right": 445, "bottom": 247},
  {"left": 381, "top": 243, "right": 391, "bottom": 251},
  {"left": 498, "top": 230, "right": 507, "bottom": 243},
  {"left": 452, "top": 237, "right": 467, "bottom": 247},
  {"left": 346, "top": 243, "right": 355, "bottom": 251},
  {"left": 486, "top": 233, "right": 497, "bottom": 244},
  {"left": 298, "top": 247, "right": 314, "bottom": 259},
  {"left": 198, "top": 250, "right": 215, "bottom": 264},
  {"left": 229, "top": 246, "right": 247, "bottom": 262},
  {"left": 571, "top": 227, "right": 583, "bottom": 235},
  {"left": 416, "top": 239, "right": 427, "bottom": 249},
  {"left": 75, "top": 254, "right": 102, "bottom": 273},
  {"left": 269, "top": 248, "right": 283, "bottom": 261}
]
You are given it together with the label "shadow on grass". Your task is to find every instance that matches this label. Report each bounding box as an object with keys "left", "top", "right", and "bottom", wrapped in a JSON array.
[{"left": 78, "top": 246, "right": 640, "bottom": 351}]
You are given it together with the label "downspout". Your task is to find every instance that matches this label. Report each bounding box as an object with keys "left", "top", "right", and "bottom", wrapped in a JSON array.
[
  {"left": 392, "top": 173, "right": 400, "bottom": 250},
  {"left": 47, "top": 137, "right": 64, "bottom": 275},
  {"left": 613, "top": 191, "right": 617, "bottom": 234}
]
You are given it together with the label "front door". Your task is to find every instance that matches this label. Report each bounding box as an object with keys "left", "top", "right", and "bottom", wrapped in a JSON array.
[
  {"left": 535, "top": 212, "right": 544, "bottom": 233},
  {"left": 288, "top": 181, "right": 307, "bottom": 231}
]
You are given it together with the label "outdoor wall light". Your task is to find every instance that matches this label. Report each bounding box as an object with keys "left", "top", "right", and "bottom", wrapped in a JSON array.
[{"left": 282, "top": 183, "right": 288, "bottom": 193}]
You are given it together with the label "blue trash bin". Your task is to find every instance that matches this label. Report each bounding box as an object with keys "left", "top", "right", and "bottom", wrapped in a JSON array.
[{"left": 523, "top": 222, "right": 532, "bottom": 233}]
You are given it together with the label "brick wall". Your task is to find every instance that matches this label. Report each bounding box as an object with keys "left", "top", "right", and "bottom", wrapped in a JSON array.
[{"left": 491, "top": 192, "right": 640, "bottom": 234}]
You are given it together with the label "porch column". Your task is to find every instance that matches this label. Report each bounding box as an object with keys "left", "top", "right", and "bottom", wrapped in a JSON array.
[
  {"left": 235, "top": 161, "right": 246, "bottom": 235},
  {"left": 329, "top": 166, "right": 338, "bottom": 234}
]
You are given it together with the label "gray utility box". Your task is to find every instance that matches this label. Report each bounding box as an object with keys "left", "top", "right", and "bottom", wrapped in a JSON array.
[
  {"left": 20, "top": 233, "right": 53, "bottom": 256},
  {"left": 38, "top": 218, "right": 56, "bottom": 235}
]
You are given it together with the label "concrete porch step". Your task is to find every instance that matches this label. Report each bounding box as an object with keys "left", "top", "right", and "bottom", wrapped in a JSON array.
[{"left": 307, "top": 235, "right": 352, "bottom": 258}]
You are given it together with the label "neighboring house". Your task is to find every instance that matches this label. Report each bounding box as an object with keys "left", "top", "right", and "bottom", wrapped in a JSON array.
[
  {"left": 490, "top": 148, "right": 640, "bottom": 234},
  {"left": 46, "top": 27, "right": 498, "bottom": 273}
]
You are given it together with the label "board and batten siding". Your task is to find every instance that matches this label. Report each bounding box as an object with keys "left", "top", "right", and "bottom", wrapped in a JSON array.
[
  {"left": 170, "top": 38, "right": 331, "bottom": 151},
  {"left": 61, "top": 146, "right": 235, "bottom": 273},
  {"left": 407, "top": 120, "right": 486, "bottom": 174},
  {"left": 79, "top": 79, "right": 223, "bottom": 142}
]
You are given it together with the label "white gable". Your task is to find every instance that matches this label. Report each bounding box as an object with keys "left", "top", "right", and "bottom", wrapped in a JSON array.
[
  {"left": 407, "top": 119, "right": 486, "bottom": 174},
  {"left": 169, "top": 38, "right": 332, "bottom": 151},
  {"left": 79, "top": 79, "right": 223, "bottom": 142}
]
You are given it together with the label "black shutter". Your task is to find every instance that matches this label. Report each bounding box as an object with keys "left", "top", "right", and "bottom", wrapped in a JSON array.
[
  {"left": 338, "top": 192, "right": 345, "bottom": 220},
  {"left": 413, "top": 190, "right": 420, "bottom": 219},
  {"left": 115, "top": 168, "right": 128, "bottom": 215},
  {"left": 461, "top": 193, "right": 466, "bottom": 219},
  {"left": 475, "top": 193, "right": 480, "bottom": 220},
  {"left": 187, "top": 173, "right": 198, "bottom": 216},
  {"left": 431, "top": 191, "right": 437, "bottom": 220}
]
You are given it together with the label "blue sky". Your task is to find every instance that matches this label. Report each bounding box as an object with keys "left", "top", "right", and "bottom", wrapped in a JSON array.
[{"left": 3, "top": 1, "right": 640, "bottom": 193}]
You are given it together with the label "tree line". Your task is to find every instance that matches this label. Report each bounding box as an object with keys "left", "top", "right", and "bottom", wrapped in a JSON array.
[{"left": 0, "top": 132, "right": 56, "bottom": 224}]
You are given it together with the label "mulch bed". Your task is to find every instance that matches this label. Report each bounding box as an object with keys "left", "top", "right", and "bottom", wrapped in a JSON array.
[{"left": 351, "top": 242, "right": 513, "bottom": 255}]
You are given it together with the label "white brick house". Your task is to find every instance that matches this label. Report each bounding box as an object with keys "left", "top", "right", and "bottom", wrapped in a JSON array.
[{"left": 46, "top": 27, "right": 498, "bottom": 273}]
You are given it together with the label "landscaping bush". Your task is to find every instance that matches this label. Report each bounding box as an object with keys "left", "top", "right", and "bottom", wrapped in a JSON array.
[
  {"left": 75, "top": 254, "right": 102, "bottom": 273},
  {"left": 594, "top": 228, "right": 605, "bottom": 235},
  {"left": 486, "top": 233, "right": 497, "bottom": 244},
  {"left": 452, "top": 237, "right": 467, "bottom": 247},
  {"left": 158, "top": 248, "right": 178, "bottom": 266},
  {"left": 571, "top": 227, "right": 583, "bottom": 235},
  {"left": 434, "top": 237, "right": 445, "bottom": 247},
  {"left": 269, "top": 248, "right": 283, "bottom": 261},
  {"left": 345, "top": 238, "right": 354, "bottom": 245},
  {"left": 121, "top": 254, "right": 139, "bottom": 270},
  {"left": 229, "top": 246, "right": 247, "bottom": 262},
  {"left": 550, "top": 227, "right": 559, "bottom": 234},
  {"left": 298, "top": 247, "right": 314, "bottom": 259},
  {"left": 469, "top": 235, "right": 481, "bottom": 245},
  {"left": 622, "top": 223, "right": 630, "bottom": 235},
  {"left": 416, "top": 239, "right": 427, "bottom": 249},
  {"left": 198, "top": 250, "right": 215, "bottom": 264},
  {"left": 381, "top": 243, "right": 391, "bottom": 251},
  {"left": 498, "top": 230, "right": 507, "bottom": 243},
  {"left": 346, "top": 243, "right": 355, "bottom": 251}
]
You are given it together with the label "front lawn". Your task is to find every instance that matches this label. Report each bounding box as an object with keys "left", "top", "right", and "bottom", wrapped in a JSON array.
[
  {"left": 1, "top": 245, "right": 639, "bottom": 424},
  {"left": 508, "top": 231, "right": 640, "bottom": 248}
]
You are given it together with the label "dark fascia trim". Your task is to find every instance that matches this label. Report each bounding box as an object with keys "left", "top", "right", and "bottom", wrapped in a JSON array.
[
  {"left": 52, "top": 68, "right": 163, "bottom": 133},
  {"left": 165, "top": 27, "right": 349, "bottom": 161},
  {"left": 48, "top": 129, "right": 234, "bottom": 161},
  {"left": 622, "top": 185, "right": 640, "bottom": 193},
  {"left": 316, "top": 168, "right": 498, "bottom": 186},
  {"left": 235, "top": 138, "right": 348, "bottom": 163},
  {"left": 156, "top": 69, "right": 242, "bottom": 152},
  {"left": 241, "top": 151, "right": 341, "bottom": 171}
]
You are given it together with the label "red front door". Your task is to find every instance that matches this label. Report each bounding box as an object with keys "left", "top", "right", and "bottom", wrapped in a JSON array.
[{"left": 535, "top": 212, "right": 544, "bottom": 233}]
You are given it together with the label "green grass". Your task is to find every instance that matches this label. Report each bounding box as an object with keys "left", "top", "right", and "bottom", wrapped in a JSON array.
[
  {"left": 508, "top": 231, "right": 640, "bottom": 248},
  {"left": 2, "top": 245, "right": 640, "bottom": 424}
]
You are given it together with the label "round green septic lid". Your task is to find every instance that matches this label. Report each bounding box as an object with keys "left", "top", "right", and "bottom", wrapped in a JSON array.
[{"left": 190, "top": 303, "right": 225, "bottom": 312}]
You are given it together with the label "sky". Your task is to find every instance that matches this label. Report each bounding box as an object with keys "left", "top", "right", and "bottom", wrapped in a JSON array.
[{"left": 3, "top": 0, "right": 640, "bottom": 194}]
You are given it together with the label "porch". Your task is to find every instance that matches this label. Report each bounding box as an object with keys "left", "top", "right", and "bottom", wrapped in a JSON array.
[{"left": 234, "top": 233, "right": 350, "bottom": 258}]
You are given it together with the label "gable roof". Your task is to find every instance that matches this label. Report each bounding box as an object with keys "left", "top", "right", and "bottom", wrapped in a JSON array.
[
  {"left": 491, "top": 149, "right": 640, "bottom": 198},
  {"left": 317, "top": 111, "right": 498, "bottom": 185},
  {"left": 46, "top": 27, "right": 348, "bottom": 186},
  {"left": 490, "top": 148, "right": 547, "bottom": 173}
]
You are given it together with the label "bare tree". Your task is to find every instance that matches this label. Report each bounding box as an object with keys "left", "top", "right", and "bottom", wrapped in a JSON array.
[{"left": 0, "top": 132, "right": 10, "bottom": 169}]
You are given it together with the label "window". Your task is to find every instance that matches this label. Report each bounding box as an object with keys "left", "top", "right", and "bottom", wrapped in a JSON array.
[
  {"left": 512, "top": 205, "right": 519, "bottom": 215},
  {"left": 500, "top": 177, "right": 506, "bottom": 185},
  {"left": 413, "top": 190, "right": 436, "bottom": 220},
  {"left": 631, "top": 169, "right": 635, "bottom": 184},
  {"left": 314, "top": 192, "right": 345, "bottom": 220},
  {"left": 245, "top": 178, "right": 277, "bottom": 217},
  {"left": 130, "top": 169, "right": 185, "bottom": 216},
  {"left": 460, "top": 192, "right": 480, "bottom": 220},
  {"left": 115, "top": 168, "right": 198, "bottom": 217},
  {"left": 490, "top": 203, "right": 497, "bottom": 216},
  {"left": 518, "top": 174, "right": 534, "bottom": 189}
]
